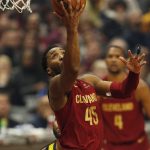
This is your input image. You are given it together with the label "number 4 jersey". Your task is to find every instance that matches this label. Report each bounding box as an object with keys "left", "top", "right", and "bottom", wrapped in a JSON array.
[
  {"left": 54, "top": 79, "right": 103, "bottom": 150},
  {"left": 100, "top": 92, "right": 149, "bottom": 148}
]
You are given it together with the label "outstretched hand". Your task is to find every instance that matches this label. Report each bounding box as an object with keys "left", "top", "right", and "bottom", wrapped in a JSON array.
[
  {"left": 53, "top": 0, "right": 85, "bottom": 29},
  {"left": 119, "top": 50, "right": 146, "bottom": 74}
]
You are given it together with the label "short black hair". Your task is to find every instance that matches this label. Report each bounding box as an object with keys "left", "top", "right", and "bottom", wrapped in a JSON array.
[
  {"left": 41, "top": 44, "right": 64, "bottom": 72},
  {"left": 106, "top": 45, "right": 127, "bottom": 58}
]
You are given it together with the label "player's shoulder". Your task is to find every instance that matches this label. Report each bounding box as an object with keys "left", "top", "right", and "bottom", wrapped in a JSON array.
[
  {"left": 79, "top": 73, "right": 102, "bottom": 86},
  {"left": 138, "top": 78, "right": 149, "bottom": 88},
  {"left": 136, "top": 78, "right": 149, "bottom": 94}
]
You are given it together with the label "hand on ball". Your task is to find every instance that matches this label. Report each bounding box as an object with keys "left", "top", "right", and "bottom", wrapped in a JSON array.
[{"left": 52, "top": 0, "right": 86, "bottom": 29}]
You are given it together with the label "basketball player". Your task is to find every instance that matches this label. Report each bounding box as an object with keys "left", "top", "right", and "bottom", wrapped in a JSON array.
[
  {"left": 41, "top": 1, "right": 145, "bottom": 150},
  {"left": 101, "top": 45, "right": 150, "bottom": 150}
]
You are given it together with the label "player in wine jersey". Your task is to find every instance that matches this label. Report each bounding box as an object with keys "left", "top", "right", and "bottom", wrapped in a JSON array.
[
  {"left": 100, "top": 45, "right": 150, "bottom": 150},
  {"left": 41, "top": 1, "right": 146, "bottom": 150}
]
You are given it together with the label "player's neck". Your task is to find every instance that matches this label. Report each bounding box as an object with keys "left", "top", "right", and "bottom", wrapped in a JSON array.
[{"left": 107, "top": 71, "right": 127, "bottom": 82}]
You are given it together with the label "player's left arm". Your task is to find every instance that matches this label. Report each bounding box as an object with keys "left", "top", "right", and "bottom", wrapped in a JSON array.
[
  {"left": 82, "top": 50, "right": 146, "bottom": 98},
  {"left": 99, "top": 50, "right": 146, "bottom": 98},
  {"left": 82, "top": 72, "right": 138, "bottom": 98},
  {"left": 136, "top": 79, "right": 150, "bottom": 118}
]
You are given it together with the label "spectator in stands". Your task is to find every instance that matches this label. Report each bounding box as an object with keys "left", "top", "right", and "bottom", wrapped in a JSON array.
[
  {"left": 30, "top": 95, "right": 55, "bottom": 128},
  {"left": 26, "top": 13, "right": 40, "bottom": 33},
  {"left": 0, "top": 29, "right": 22, "bottom": 67},
  {"left": 90, "top": 59, "right": 108, "bottom": 79},
  {"left": 0, "top": 55, "right": 12, "bottom": 89},
  {"left": 12, "top": 49, "right": 46, "bottom": 99},
  {"left": 0, "top": 55, "right": 23, "bottom": 106},
  {"left": 0, "top": 91, "right": 19, "bottom": 128}
]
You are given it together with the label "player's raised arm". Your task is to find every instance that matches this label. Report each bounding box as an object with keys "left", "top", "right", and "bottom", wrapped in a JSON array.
[
  {"left": 43, "top": 0, "right": 85, "bottom": 109},
  {"left": 82, "top": 50, "right": 146, "bottom": 98},
  {"left": 57, "top": 1, "right": 85, "bottom": 92}
]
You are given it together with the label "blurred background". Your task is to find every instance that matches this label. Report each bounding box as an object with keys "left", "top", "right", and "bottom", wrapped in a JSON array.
[{"left": 0, "top": 0, "right": 150, "bottom": 149}]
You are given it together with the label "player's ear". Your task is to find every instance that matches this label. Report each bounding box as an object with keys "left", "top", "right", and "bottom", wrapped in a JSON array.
[{"left": 47, "top": 68, "right": 52, "bottom": 76}]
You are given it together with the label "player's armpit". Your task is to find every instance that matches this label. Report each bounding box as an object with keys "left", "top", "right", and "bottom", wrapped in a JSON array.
[{"left": 49, "top": 71, "right": 78, "bottom": 98}]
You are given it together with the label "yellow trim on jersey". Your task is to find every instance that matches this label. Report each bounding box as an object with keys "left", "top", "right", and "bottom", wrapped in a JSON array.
[{"left": 48, "top": 143, "right": 54, "bottom": 150}]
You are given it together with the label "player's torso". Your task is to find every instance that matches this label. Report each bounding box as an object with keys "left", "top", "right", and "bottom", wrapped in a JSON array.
[
  {"left": 100, "top": 93, "right": 145, "bottom": 144},
  {"left": 55, "top": 79, "right": 103, "bottom": 150}
]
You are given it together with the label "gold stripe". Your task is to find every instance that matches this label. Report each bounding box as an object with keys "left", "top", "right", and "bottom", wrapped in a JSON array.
[{"left": 48, "top": 143, "right": 54, "bottom": 150}]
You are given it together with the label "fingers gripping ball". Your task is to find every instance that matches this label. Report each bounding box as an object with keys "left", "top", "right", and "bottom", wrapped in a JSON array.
[{"left": 51, "top": 0, "right": 86, "bottom": 16}]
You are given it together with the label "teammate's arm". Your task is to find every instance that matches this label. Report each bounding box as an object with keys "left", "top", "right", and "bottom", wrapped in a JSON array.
[
  {"left": 96, "top": 50, "right": 146, "bottom": 97},
  {"left": 136, "top": 79, "right": 150, "bottom": 118},
  {"left": 81, "top": 72, "right": 139, "bottom": 98},
  {"left": 82, "top": 50, "right": 146, "bottom": 98}
]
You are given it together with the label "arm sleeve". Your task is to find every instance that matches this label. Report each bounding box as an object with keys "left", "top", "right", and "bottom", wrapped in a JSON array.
[{"left": 110, "top": 71, "right": 139, "bottom": 98}]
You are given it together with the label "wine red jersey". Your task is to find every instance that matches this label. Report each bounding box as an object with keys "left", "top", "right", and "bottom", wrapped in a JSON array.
[
  {"left": 54, "top": 80, "right": 103, "bottom": 150},
  {"left": 100, "top": 78, "right": 148, "bottom": 146}
]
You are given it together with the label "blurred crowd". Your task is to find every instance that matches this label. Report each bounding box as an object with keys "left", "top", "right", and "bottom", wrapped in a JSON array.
[{"left": 0, "top": 0, "right": 150, "bottom": 145}]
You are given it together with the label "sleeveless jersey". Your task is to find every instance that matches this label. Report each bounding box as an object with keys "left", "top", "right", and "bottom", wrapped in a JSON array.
[
  {"left": 54, "top": 80, "right": 103, "bottom": 150},
  {"left": 100, "top": 78, "right": 146, "bottom": 144}
]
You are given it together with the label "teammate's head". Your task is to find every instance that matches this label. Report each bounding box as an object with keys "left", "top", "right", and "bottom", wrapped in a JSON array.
[
  {"left": 105, "top": 45, "right": 126, "bottom": 74},
  {"left": 42, "top": 45, "right": 65, "bottom": 77}
]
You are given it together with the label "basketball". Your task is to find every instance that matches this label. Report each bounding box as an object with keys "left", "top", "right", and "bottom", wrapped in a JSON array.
[{"left": 51, "top": 0, "right": 86, "bottom": 16}]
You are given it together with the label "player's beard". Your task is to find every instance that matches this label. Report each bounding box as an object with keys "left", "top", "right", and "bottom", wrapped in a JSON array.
[
  {"left": 53, "top": 66, "right": 61, "bottom": 75},
  {"left": 52, "top": 62, "right": 63, "bottom": 75},
  {"left": 51, "top": 61, "right": 63, "bottom": 76}
]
